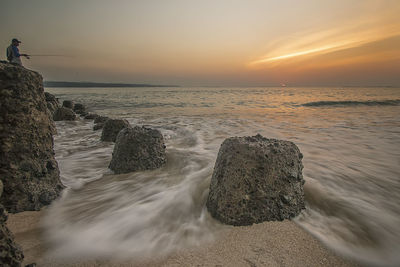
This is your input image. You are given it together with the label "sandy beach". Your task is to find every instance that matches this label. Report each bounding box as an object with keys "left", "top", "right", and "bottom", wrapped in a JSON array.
[{"left": 7, "top": 210, "right": 358, "bottom": 267}]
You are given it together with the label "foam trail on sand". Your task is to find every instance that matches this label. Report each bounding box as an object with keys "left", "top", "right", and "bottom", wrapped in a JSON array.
[
  {"left": 44, "top": 119, "right": 225, "bottom": 260},
  {"left": 43, "top": 86, "right": 400, "bottom": 265}
]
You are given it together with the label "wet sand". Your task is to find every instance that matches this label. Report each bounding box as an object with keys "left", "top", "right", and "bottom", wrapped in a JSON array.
[{"left": 7, "top": 210, "right": 358, "bottom": 267}]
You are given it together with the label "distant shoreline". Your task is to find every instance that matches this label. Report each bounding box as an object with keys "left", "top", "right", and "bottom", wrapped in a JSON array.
[
  {"left": 44, "top": 81, "right": 180, "bottom": 88},
  {"left": 43, "top": 81, "right": 398, "bottom": 88}
]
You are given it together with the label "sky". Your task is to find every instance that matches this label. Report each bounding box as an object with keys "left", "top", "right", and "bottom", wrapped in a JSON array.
[{"left": 1, "top": 0, "right": 399, "bottom": 86}]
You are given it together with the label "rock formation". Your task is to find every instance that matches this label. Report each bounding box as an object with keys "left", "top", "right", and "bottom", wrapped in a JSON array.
[
  {"left": 100, "top": 119, "right": 130, "bottom": 142},
  {"left": 0, "top": 62, "right": 64, "bottom": 213},
  {"left": 84, "top": 113, "right": 99, "bottom": 120},
  {"left": 44, "top": 92, "right": 60, "bottom": 116},
  {"left": 109, "top": 126, "right": 166, "bottom": 174},
  {"left": 0, "top": 180, "right": 24, "bottom": 266},
  {"left": 206, "top": 134, "right": 305, "bottom": 226},
  {"left": 0, "top": 205, "right": 24, "bottom": 266},
  {"left": 53, "top": 106, "right": 76, "bottom": 121}
]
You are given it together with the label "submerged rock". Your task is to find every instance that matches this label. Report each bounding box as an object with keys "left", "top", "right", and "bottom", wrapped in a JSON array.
[
  {"left": 0, "top": 204, "right": 24, "bottom": 266},
  {"left": 62, "top": 100, "right": 74, "bottom": 109},
  {"left": 0, "top": 62, "right": 64, "bottom": 213},
  {"left": 109, "top": 126, "right": 166, "bottom": 174},
  {"left": 84, "top": 113, "right": 99, "bottom": 120},
  {"left": 100, "top": 119, "right": 130, "bottom": 142},
  {"left": 206, "top": 134, "right": 305, "bottom": 226},
  {"left": 53, "top": 106, "right": 76, "bottom": 121}
]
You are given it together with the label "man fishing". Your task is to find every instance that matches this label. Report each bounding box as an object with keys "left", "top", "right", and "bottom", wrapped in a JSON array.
[{"left": 6, "top": 38, "right": 30, "bottom": 66}]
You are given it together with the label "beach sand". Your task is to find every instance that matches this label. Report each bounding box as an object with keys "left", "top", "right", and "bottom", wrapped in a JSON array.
[{"left": 7, "top": 210, "right": 358, "bottom": 267}]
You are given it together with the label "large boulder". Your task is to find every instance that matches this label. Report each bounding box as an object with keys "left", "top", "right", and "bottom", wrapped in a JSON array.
[
  {"left": 206, "top": 134, "right": 305, "bottom": 226},
  {"left": 0, "top": 62, "right": 64, "bottom": 213},
  {"left": 53, "top": 107, "right": 76, "bottom": 121},
  {"left": 44, "top": 92, "right": 60, "bottom": 116},
  {"left": 0, "top": 204, "right": 24, "bottom": 266},
  {"left": 109, "top": 126, "right": 166, "bottom": 174},
  {"left": 100, "top": 119, "right": 130, "bottom": 142}
]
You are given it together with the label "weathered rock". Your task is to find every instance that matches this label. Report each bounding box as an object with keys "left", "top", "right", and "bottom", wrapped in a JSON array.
[
  {"left": 73, "top": 103, "right": 85, "bottom": 113},
  {"left": 84, "top": 113, "right": 99, "bottom": 120},
  {"left": 0, "top": 204, "right": 24, "bottom": 266},
  {"left": 44, "top": 92, "right": 60, "bottom": 116},
  {"left": 94, "top": 116, "right": 109, "bottom": 124},
  {"left": 100, "top": 119, "right": 130, "bottom": 142},
  {"left": 53, "top": 107, "right": 76, "bottom": 121},
  {"left": 109, "top": 126, "right": 166, "bottom": 174},
  {"left": 206, "top": 134, "right": 305, "bottom": 226},
  {"left": 0, "top": 180, "right": 3, "bottom": 198},
  {"left": 44, "top": 92, "right": 56, "bottom": 102},
  {"left": 79, "top": 111, "right": 89, "bottom": 117},
  {"left": 93, "top": 123, "right": 104, "bottom": 131},
  {"left": 62, "top": 100, "right": 74, "bottom": 109},
  {"left": 0, "top": 62, "right": 64, "bottom": 213}
]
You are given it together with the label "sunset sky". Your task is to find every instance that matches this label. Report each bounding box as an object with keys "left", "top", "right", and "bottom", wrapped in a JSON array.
[{"left": 1, "top": 0, "right": 399, "bottom": 86}]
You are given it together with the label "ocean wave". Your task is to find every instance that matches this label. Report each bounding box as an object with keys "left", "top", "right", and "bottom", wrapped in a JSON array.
[
  {"left": 302, "top": 100, "right": 400, "bottom": 107},
  {"left": 296, "top": 179, "right": 400, "bottom": 266}
]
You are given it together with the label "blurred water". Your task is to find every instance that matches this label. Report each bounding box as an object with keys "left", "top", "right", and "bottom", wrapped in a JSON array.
[{"left": 44, "top": 86, "right": 400, "bottom": 266}]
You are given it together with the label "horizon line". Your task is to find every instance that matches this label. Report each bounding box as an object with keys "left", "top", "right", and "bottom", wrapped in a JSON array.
[{"left": 44, "top": 80, "right": 399, "bottom": 88}]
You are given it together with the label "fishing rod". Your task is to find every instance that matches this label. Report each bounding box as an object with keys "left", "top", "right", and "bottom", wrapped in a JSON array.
[
  {"left": 27, "top": 54, "right": 72, "bottom": 57},
  {"left": 21, "top": 54, "right": 73, "bottom": 60}
]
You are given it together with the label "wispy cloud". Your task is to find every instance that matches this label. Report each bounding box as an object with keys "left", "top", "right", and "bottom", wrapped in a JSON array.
[{"left": 248, "top": 13, "right": 400, "bottom": 68}]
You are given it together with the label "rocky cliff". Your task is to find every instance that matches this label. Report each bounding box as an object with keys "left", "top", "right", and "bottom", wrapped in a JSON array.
[
  {"left": 0, "top": 180, "right": 24, "bottom": 266},
  {"left": 0, "top": 62, "right": 64, "bottom": 213}
]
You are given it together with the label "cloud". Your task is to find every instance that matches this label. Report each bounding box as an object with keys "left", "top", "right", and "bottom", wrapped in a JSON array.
[{"left": 247, "top": 8, "right": 400, "bottom": 69}]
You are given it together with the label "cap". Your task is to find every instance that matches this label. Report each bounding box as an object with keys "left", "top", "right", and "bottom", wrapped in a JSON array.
[{"left": 12, "top": 38, "right": 21, "bottom": 43}]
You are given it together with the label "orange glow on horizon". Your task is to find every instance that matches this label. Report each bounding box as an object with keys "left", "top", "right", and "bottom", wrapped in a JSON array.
[
  {"left": 1, "top": 0, "right": 399, "bottom": 85},
  {"left": 246, "top": 0, "right": 400, "bottom": 82}
]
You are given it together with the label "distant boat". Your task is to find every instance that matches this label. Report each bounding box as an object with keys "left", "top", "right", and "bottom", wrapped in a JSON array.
[{"left": 280, "top": 83, "right": 287, "bottom": 87}]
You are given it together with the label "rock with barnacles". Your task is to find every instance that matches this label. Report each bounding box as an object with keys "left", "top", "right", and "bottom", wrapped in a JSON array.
[
  {"left": 100, "top": 119, "right": 130, "bottom": 142},
  {"left": 206, "top": 134, "right": 305, "bottom": 226},
  {"left": 109, "top": 126, "right": 166, "bottom": 174}
]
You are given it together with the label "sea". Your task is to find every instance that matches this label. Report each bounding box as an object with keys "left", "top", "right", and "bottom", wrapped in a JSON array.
[{"left": 43, "top": 86, "right": 400, "bottom": 266}]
